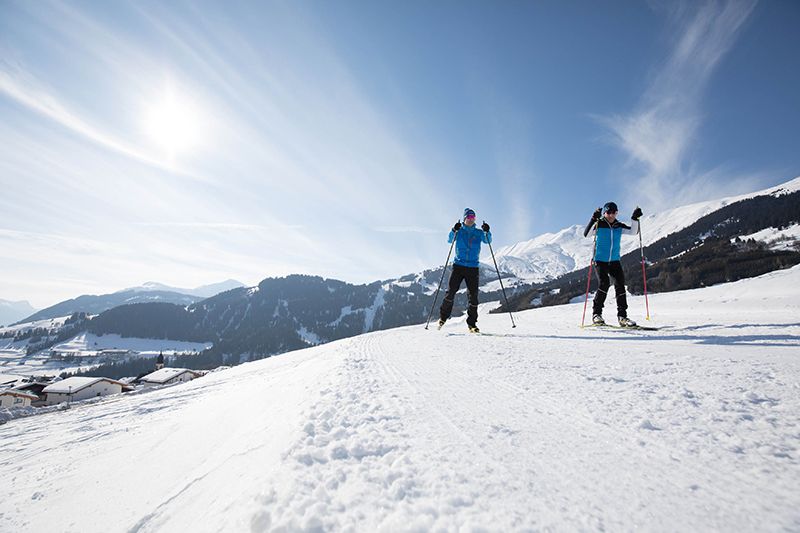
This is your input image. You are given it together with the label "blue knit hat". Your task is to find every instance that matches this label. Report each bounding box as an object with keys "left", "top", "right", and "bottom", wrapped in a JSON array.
[
  {"left": 463, "top": 207, "right": 476, "bottom": 219},
  {"left": 603, "top": 202, "right": 618, "bottom": 214}
]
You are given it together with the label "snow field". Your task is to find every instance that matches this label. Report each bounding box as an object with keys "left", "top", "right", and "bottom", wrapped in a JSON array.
[
  {"left": 1, "top": 266, "right": 799, "bottom": 531},
  {"left": 50, "top": 332, "right": 213, "bottom": 355}
]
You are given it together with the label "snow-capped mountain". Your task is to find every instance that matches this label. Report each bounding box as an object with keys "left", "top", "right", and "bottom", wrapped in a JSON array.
[
  {"left": 3, "top": 266, "right": 798, "bottom": 530},
  {"left": 495, "top": 176, "right": 800, "bottom": 282},
  {"left": 16, "top": 280, "right": 245, "bottom": 325},
  {"left": 123, "top": 279, "right": 245, "bottom": 298},
  {"left": 0, "top": 299, "right": 37, "bottom": 327},
  {"left": 17, "top": 290, "right": 202, "bottom": 325}
]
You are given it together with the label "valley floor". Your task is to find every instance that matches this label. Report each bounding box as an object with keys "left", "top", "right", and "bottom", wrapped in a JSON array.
[{"left": 2, "top": 267, "right": 799, "bottom": 532}]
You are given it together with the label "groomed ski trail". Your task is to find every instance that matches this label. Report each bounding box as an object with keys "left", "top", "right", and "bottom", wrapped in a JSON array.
[{"left": 251, "top": 312, "right": 799, "bottom": 530}]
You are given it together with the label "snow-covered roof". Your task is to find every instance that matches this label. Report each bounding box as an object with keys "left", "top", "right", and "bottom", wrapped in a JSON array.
[
  {"left": 139, "top": 367, "right": 200, "bottom": 384},
  {"left": 42, "top": 377, "right": 123, "bottom": 394},
  {"left": 0, "top": 389, "right": 38, "bottom": 400},
  {"left": 0, "top": 374, "right": 22, "bottom": 386}
]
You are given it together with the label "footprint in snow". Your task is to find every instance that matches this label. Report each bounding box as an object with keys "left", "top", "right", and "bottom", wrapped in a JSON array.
[{"left": 638, "top": 420, "right": 662, "bottom": 431}]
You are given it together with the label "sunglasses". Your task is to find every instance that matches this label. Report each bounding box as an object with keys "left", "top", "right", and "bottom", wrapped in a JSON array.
[{"left": 465, "top": 215, "right": 476, "bottom": 220}]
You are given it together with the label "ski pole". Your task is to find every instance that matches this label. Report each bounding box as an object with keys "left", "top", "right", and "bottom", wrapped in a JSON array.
[
  {"left": 581, "top": 218, "right": 599, "bottom": 328},
  {"left": 486, "top": 222, "right": 516, "bottom": 328},
  {"left": 636, "top": 211, "right": 651, "bottom": 320},
  {"left": 424, "top": 225, "right": 459, "bottom": 329}
]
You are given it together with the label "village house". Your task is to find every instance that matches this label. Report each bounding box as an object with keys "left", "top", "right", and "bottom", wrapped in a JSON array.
[
  {"left": 138, "top": 367, "right": 202, "bottom": 388},
  {"left": 42, "top": 377, "right": 124, "bottom": 405},
  {"left": 0, "top": 389, "right": 39, "bottom": 408},
  {"left": 11, "top": 381, "right": 51, "bottom": 406}
]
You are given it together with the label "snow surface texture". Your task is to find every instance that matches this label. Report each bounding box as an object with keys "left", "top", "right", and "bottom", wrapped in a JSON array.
[
  {"left": 2, "top": 267, "right": 799, "bottom": 531},
  {"left": 494, "top": 176, "right": 800, "bottom": 282}
]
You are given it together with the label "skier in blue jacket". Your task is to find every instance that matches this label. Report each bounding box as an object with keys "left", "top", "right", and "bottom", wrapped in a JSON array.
[
  {"left": 584, "top": 202, "right": 643, "bottom": 326},
  {"left": 438, "top": 208, "right": 492, "bottom": 333}
]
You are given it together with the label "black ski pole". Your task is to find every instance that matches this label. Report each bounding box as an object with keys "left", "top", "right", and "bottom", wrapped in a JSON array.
[
  {"left": 424, "top": 225, "right": 459, "bottom": 329},
  {"left": 581, "top": 218, "right": 600, "bottom": 328},
  {"left": 485, "top": 223, "right": 516, "bottom": 328}
]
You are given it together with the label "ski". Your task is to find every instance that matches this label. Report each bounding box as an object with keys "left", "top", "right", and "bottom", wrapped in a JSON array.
[
  {"left": 583, "top": 323, "right": 662, "bottom": 331},
  {"left": 446, "top": 331, "right": 510, "bottom": 337}
]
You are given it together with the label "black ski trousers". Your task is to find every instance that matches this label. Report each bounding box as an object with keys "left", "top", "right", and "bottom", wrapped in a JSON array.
[
  {"left": 592, "top": 260, "right": 628, "bottom": 318},
  {"left": 439, "top": 264, "right": 480, "bottom": 327}
]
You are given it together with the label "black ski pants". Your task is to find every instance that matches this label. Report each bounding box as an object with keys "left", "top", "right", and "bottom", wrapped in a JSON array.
[
  {"left": 593, "top": 260, "right": 628, "bottom": 318},
  {"left": 439, "top": 264, "right": 480, "bottom": 327}
]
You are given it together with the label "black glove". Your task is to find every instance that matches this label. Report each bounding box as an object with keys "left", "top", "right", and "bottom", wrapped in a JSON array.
[
  {"left": 481, "top": 222, "right": 490, "bottom": 232},
  {"left": 452, "top": 221, "right": 462, "bottom": 232},
  {"left": 592, "top": 208, "right": 602, "bottom": 221},
  {"left": 631, "top": 207, "right": 643, "bottom": 220}
]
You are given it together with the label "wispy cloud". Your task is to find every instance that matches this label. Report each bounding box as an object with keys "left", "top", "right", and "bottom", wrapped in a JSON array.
[
  {"left": 373, "top": 226, "right": 440, "bottom": 234},
  {"left": 135, "top": 222, "right": 304, "bottom": 231},
  {"left": 598, "top": 0, "right": 758, "bottom": 210}
]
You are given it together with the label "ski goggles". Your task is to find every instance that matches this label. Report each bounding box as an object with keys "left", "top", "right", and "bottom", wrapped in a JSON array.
[{"left": 464, "top": 214, "right": 476, "bottom": 220}]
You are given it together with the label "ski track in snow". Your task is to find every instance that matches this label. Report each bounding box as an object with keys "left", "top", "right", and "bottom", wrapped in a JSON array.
[
  {"left": 2, "top": 267, "right": 800, "bottom": 531},
  {"left": 253, "top": 325, "right": 799, "bottom": 531}
]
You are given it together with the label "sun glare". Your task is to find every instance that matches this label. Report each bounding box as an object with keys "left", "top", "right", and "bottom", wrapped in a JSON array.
[{"left": 144, "top": 86, "right": 204, "bottom": 157}]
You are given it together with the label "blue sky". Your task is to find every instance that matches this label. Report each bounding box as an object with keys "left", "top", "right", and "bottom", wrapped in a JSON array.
[{"left": 1, "top": 0, "right": 799, "bottom": 308}]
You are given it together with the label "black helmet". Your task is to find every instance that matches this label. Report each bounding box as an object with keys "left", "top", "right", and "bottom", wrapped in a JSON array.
[{"left": 603, "top": 202, "right": 618, "bottom": 214}]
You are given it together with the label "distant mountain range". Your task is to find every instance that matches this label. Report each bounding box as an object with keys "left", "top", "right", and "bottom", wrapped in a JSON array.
[
  {"left": 122, "top": 279, "right": 245, "bottom": 298},
  {"left": 15, "top": 280, "right": 245, "bottom": 324},
  {"left": 0, "top": 300, "right": 37, "bottom": 327}
]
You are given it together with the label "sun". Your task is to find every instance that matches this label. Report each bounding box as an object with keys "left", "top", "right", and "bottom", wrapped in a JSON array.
[{"left": 144, "top": 86, "right": 204, "bottom": 157}]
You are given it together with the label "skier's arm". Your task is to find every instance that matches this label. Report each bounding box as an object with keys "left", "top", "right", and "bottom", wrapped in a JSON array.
[
  {"left": 481, "top": 221, "right": 492, "bottom": 244},
  {"left": 622, "top": 207, "right": 642, "bottom": 235},
  {"left": 448, "top": 221, "right": 462, "bottom": 243},
  {"left": 622, "top": 219, "right": 640, "bottom": 236},
  {"left": 583, "top": 219, "right": 597, "bottom": 237},
  {"left": 584, "top": 208, "right": 602, "bottom": 237}
]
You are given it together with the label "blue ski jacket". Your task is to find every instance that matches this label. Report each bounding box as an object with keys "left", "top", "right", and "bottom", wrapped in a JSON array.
[
  {"left": 448, "top": 225, "right": 491, "bottom": 268},
  {"left": 585, "top": 218, "right": 640, "bottom": 262}
]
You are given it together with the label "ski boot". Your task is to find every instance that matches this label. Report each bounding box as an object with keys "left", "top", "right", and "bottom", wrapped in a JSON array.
[
  {"left": 592, "top": 314, "right": 605, "bottom": 325},
  {"left": 468, "top": 325, "right": 480, "bottom": 334},
  {"left": 437, "top": 318, "right": 446, "bottom": 330},
  {"left": 618, "top": 316, "right": 637, "bottom": 328}
]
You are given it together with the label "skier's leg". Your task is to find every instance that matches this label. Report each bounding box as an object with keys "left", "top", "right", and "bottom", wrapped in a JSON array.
[
  {"left": 592, "top": 261, "right": 611, "bottom": 316},
  {"left": 465, "top": 267, "right": 480, "bottom": 327},
  {"left": 439, "top": 265, "right": 464, "bottom": 321},
  {"left": 610, "top": 261, "right": 628, "bottom": 317}
]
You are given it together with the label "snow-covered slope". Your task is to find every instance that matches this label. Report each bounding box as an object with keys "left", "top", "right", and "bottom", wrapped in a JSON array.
[
  {"left": 495, "top": 176, "right": 800, "bottom": 282},
  {"left": 737, "top": 222, "right": 800, "bottom": 251},
  {"left": 2, "top": 265, "right": 799, "bottom": 531},
  {"left": 48, "top": 332, "right": 212, "bottom": 356}
]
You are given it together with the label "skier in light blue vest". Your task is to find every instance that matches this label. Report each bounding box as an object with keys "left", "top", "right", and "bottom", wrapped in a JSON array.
[{"left": 584, "top": 202, "right": 643, "bottom": 327}]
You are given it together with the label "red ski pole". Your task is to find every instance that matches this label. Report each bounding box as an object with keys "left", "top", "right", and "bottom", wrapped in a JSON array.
[{"left": 637, "top": 213, "right": 651, "bottom": 320}]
